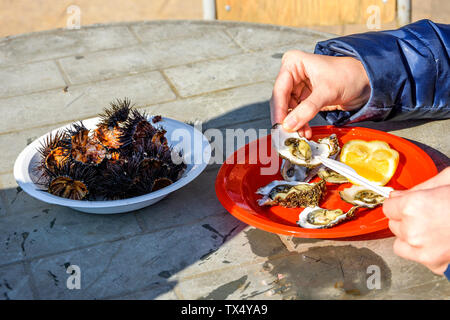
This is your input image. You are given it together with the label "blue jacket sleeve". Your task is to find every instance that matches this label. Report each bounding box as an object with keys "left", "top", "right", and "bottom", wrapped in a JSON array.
[
  {"left": 314, "top": 19, "right": 450, "bottom": 126},
  {"left": 445, "top": 264, "right": 450, "bottom": 281}
]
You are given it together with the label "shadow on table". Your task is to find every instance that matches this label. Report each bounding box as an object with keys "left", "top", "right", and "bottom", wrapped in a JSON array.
[
  {"left": 146, "top": 102, "right": 447, "bottom": 299},
  {"left": 349, "top": 119, "right": 431, "bottom": 132},
  {"left": 1, "top": 99, "right": 448, "bottom": 300},
  {"left": 349, "top": 120, "right": 450, "bottom": 171}
]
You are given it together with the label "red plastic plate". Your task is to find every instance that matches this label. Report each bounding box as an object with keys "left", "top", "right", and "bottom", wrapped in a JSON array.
[{"left": 215, "top": 126, "right": 438, "bottom": 238}]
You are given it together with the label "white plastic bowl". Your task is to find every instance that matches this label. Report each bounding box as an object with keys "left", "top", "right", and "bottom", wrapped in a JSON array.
[{"left": 13, "top": 116, "right": 211, "bottom": 214}]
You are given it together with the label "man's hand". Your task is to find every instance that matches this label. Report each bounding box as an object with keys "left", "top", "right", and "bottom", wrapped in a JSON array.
[
  {"left": 383, "top": 167, "right": 450, "bottom": 275},
  {"left": 270, "top": 50, "right": 371, "bottom": 138}
]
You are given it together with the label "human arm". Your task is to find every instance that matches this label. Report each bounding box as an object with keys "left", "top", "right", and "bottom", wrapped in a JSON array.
[
  {"left": 314, "top": 19, "right": 450, "bottom": 126},
  {"left": 270, "top": 51, "right": 370, "bottom": 138},
  {"left": 383, "top": 167, "right": 450, "bottom": 276},
  {"left": 270, "top": 19, "right": 450, "bottom": 135}
]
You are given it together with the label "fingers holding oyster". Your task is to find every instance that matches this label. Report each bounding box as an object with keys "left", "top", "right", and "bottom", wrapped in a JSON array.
[{"left": 256, "top": 124, "right": 399, "bottom": 229}]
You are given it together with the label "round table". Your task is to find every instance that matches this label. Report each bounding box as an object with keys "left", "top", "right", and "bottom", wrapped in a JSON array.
[{"left": 0, "top": 20, "right": 448, "bottom": 300}]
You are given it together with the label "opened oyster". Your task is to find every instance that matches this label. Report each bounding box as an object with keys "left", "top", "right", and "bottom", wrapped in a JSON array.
[
  {"left": 297, "top": 205, "right": 359, "bottom": 229},
  {"left": 339, "top": 185, "right": 393, "bottom": 208},
  {"left": 272, "top": 124, "right": 340, "bottom": 168},
  {"left": 281, "top": 159, "right": 347, "bottom": 184},
  {"left": 280, "top": 159, "right": 306, "bottom": 182},
  {"left": 317, "top": 167, "right": 348, "bottom": 184},
  {"left": 256, "top": 180, "right": 326, "bottom": 208},
  {"left": 317, "top": 135, "right": 340, "bottom": 158}
]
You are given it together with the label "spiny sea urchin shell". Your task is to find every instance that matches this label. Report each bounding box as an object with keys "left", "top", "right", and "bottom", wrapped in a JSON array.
[
  {"left": 120, "top": 109, "right": 158, "bottom": 151},
  {"left": 49, "top": 177, "right": 89, "bottom": 200},
  {"left": 93, "top": 125, "right": 124, "bottom": 149},
  {"left": 98, "top": 98, "right": 132, "bottom": 128},
  {"left": 35, "top": 98, "right": 186, "bottom": 201},
  {"left": 94, "top": 98, "right": 132, "bottom": 149},
  {"left": 151, "top": 129, "right": 168, "bottom": 148},
  {"left": 35, "top": 130, "right": 71, "bottom": 182},
  {"left": 44, "top": 162, "right": 97, "bottom": 200},
  {"left": 95, "top": 157, "right": 141, "bottom": 200},
  {"left": 38, "top": 130, "right": 69, "bottom": 159},
  {"left": 134, "top": 139, "right": 186, "bottom": 182},
  {"left": 45, "top": 147, "right": 71, "bottom": 172},
  {"left": 152, "top": 115, "right": 162, "bottom": 123},
  {"left": 151, "top": 177, "right": 173, "bottom": 191},
  {"left": 68, "top": 122, "right": 106, "bottom": 165}
]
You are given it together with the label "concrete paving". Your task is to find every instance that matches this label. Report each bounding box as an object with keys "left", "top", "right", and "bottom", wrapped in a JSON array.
[{"left": 0, "top": 20, "right": 449, "bottom": 300}]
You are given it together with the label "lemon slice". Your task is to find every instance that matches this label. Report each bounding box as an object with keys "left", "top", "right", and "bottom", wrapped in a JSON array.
[{"left": 340, "top": 140, "right": 399, "bottom": 186}]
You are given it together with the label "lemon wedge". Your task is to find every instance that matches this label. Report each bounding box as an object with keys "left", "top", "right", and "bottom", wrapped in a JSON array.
[{"left": 340, "top": 140, "right": 399, "bottom": 186}]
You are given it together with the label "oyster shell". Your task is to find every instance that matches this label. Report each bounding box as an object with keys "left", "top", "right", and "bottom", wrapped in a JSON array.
[
  {"left": 281, "top": 159, "right": 307, "bottom": 182},
  {"left": 297, "top": 205, "right": 359, "bottom": 229},
  {"left": 281, "top": 159, "right": 326, "bottom": 183},
  {"left": 256, "top": 180, "right": 326, "bottom": 208},
  {"left": 317, "top": 167, "right": 348, "bottom": 184},
  {"left": 271, "top": 124, "right": 340, "bottom": 168},
  {"left": 339, "top": 185, "right": 393, "bottom": 208},
  {"left": 318, "top": 134, "right": 340, "bottom": 157}
]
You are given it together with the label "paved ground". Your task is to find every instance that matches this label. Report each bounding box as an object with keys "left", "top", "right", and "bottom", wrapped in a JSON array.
[{"left": 0, "top": 20, "right": 449, "bottom": 300}]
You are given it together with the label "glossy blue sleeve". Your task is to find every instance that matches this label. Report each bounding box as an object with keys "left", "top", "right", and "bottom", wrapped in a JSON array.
[
  {"left": 445, "top": 264, "right": 450, "bottom": 281},
  {"left": 314, "top": 19, "right": 450, "bottom": 125}
]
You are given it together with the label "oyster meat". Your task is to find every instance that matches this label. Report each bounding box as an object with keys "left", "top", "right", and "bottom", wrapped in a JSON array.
[
  {"left": 318, "top": 135, "right": 340, "bottom": 158},
  {"left": 280, "top": 159, "right": 326, "bottom": 183},
  {"left": 339, "top": 185, "right": 393, "bottom": 208},
  {"left": 317, "top": 167, "right": 348, "bottom": 184},
  {"left": 297, "top": 205, "right": 359, "bottom": 229},
  {"left": 272, "top": 124, "right": 340, "bottom": 168},
  {"left": 256, "top": 180, "right": 326, "bottom": 208}
]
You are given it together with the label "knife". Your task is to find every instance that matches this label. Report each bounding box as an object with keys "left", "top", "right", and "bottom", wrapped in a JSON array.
[{"left": 317, "top": 156, "right": 393, "bottom": 198}]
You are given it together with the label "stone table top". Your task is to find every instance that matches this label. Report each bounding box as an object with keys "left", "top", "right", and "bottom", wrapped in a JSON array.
[{"left": 0, "top": 20, "right": 449, "bottom": 300}]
